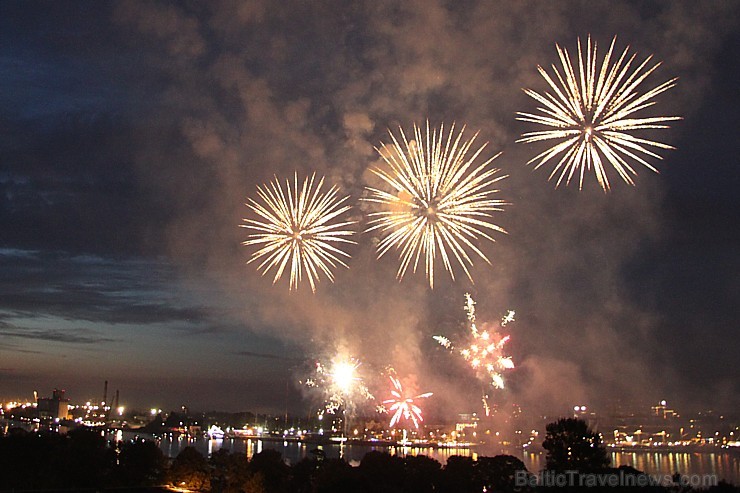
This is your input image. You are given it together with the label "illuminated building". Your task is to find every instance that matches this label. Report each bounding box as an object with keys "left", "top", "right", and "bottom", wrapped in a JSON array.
[
  {"left": 455, "top": 413, "right": 479, "bottom": 443},
  {"left": 37, "top": 389, "right": 70, "bottom": 421}
]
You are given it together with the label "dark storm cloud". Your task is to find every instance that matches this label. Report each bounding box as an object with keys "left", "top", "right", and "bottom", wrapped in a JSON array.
[
  {"left": 0, "top": 327, "right": 115, "bottom": 344},
  {"left": 0, "top": 339, "right": 43, "bottom": 355},
  {"left": 1, "top": 1, "right": 737, "bottom": 412},
  {"left": 233, "top": 350, "right": 304, "bottom": 362},
  {"left": 0, "top": 2, "right": 170, "bottom": 257},
  {"left": 0, "top": 52, "right": 120, "bottom": 121},
  {"left": 0, "top": 250, "right": 216, "bottom": 327}
]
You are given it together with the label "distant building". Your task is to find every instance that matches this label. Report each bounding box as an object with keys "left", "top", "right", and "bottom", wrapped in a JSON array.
[
  {"left": 651, "top": 400, "right": 677, "bottom": 419},
  {"left": 37, "top": 389, "right": 70, "bottom": 421},
  {"left": 455, "top": 413, "right": 479, "bottom": 441}
]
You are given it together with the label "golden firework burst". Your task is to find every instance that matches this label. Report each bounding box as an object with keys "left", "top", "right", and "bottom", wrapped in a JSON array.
[
  {"left": 518, "top": 36, "right": 680, "bottom": 190},
  {"left": 364, "top": 122, "right": 507, "bottom": 289},
  {"left": 241, "top": 172, "right": 355, "bottom": 292}
]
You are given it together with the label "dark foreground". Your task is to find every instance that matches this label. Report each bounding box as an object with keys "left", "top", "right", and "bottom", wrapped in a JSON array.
[{"left": 1, "top": 427, "right": 737, "bottom": 493}]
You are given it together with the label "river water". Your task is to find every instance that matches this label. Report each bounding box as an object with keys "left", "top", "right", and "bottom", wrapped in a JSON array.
[{"left": 152, "top": 435, "right": 739, "bottom": 485}]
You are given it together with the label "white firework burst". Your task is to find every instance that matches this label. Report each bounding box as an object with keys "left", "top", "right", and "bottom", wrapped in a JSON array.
[
  {"left": 517, "top": 36, "right": 680, "bottom": 191},
  {"left": 241, "top": 172, "right": 355, "bottom": 292},
  {"left": 364, "top": 122, "right": 507, "bottom": 289}
]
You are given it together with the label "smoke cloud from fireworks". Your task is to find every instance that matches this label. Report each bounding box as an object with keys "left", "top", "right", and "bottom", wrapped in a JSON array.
[{"left": 113, "top": 0, "right": 740, "bottom": 413}]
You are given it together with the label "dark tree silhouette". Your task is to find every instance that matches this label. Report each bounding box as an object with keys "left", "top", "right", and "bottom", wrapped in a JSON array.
[
  {"left": 705, "top": 481, "right": 740, "bottom": 493},
  {"left": 210, "top": 449, "right": 251, "bottom": 493},
  {"left": 288, "top": 456, "right": 319, "bottom": 493},
  {"left": 0, "top": 430, "right": 65, "bottom": 490},
  {"left": 359, "top": 450, "right": 405, "bottom": 492},
  {"left": 63, "top": 427, "right": 116, "bottom": 487},
  {"left": 249, "top": 448, "right": 289, "bottom": 493},
  {"left": 476, "top": 454, "right": 528, "bottom": 492},
  {"left": 439, "top": 455, "right": 479, "bottom": 493},
  {"left": 171, "top": 446, "right": 211, "bottom": 491},
  {"left": 116, "top": 439, "right": 169, "bottom": 486},
  {"left": 543, "top": 417, "right": 610, "bottom": 472},
  {"left": 312, "top": 457, "right": 364, "bottom": 493},
  {"left": 0, "top": 428, "right": 115, "bottom": 490},
  {"left": 403, "top": 454, "right": 443, "bottom": 493}
]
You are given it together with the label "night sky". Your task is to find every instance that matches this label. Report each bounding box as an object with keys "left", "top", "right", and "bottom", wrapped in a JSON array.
[{"left": 1, "top": 1, "right": 738, "bottom": 416}]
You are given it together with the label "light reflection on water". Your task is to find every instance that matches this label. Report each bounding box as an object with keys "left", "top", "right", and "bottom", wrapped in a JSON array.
[
  {"left": 523, "top": 451, "right": 739, "bottom": 484},
  {"left": 152, "top": 435, "right": 738, "bottom": 484},
  {"left": 160, "top": 435, "right": 477, "bottom": 466}
]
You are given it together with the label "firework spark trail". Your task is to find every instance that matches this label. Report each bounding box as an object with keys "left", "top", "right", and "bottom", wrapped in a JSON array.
[
  {"left": 501, "top": 310, "right": 516, "bottom": 327},
  {"left": 482, "top": 394, "right": 491, "bottom": 416},
  {"left": 303, "top": 356, "right": 374, "bottom": 416},
  {"left": 241, "top": 172, "right": 356, "bottom": 292},
  {"left": 432, "top": 335, "right": 452, "bottom": 349},
  {"left": 434, "top": 293, "right": 515, "bottom": 390},
  {"left": 364, "top": 122, "right": 507, "bottom": 289},
  {"left": 517, "top": 36, "right": 680, "bottom": 191},
  {"left": 382, "top": 374, "right": 433, "bottom": 429}
]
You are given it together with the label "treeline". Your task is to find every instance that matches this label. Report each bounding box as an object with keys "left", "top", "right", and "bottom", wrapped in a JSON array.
[
  {"left": 1, "top": 426, "right": 738, "bottom": 493},
  {"left": 0, "top": 427, "right": 167, "bottom": 491},
  {"left": 0, "top": 428, "right": 530, "bottom": 492}
]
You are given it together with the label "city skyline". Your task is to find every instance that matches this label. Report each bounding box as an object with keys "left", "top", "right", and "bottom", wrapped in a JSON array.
[
  {"left": 4, "top": 385, "right": 738, "bottom": 462},
  {"left": 1, "top": 1, "right": 738, "bottom": 415}
]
